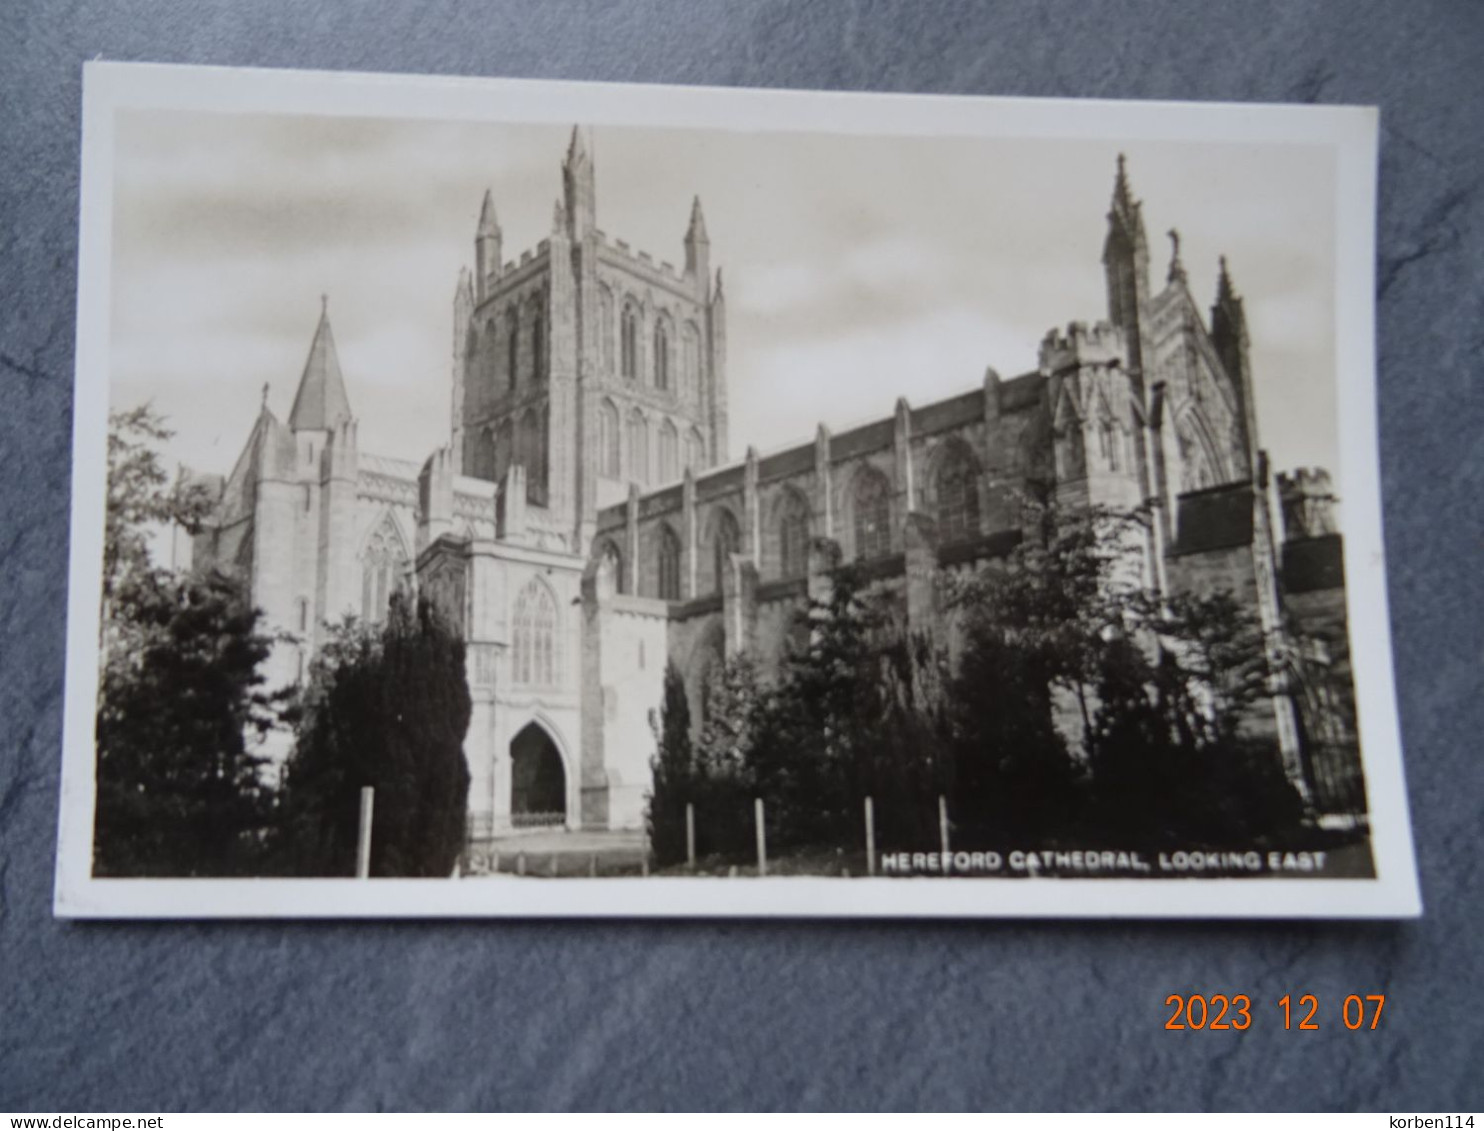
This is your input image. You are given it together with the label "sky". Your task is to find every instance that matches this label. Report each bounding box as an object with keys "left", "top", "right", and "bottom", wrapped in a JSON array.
[{"left": 110, "top": 109, "right": 1339, "bottom": 493}]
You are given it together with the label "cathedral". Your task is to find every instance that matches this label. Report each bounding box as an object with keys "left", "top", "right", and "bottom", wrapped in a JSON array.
[{"left": 191, "top": 130, "right": 1366, "bottom": 847}]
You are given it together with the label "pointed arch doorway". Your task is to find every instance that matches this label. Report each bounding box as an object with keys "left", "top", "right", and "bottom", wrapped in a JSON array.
[{"left": 510, "top": 721, "right": 567, "bottom": 829}]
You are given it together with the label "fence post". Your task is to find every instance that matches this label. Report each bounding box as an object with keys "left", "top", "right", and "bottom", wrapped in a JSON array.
[
  {"left": 641, "top": 851, "right": 650, "bottom": 878},
  {"left": 755, "top": 797, "right": 767, "bottom": 877},
  {"left": 686, "top": 802, "right": 696, "bottom": 871},
  {"left": 939, "top": 794, "right": 951, "bottom": 863},
  {"left": 355, "top": 786, "right": 374, "bottom": 879},
  {"left": 589, "top": 853, "right": 598, "bottom": 877},
  {"left": 865, "top": 795, "right": 876, "bottom": 877},
  {"left": 517, "top": 852, "right": 527, "bottom": 877}
]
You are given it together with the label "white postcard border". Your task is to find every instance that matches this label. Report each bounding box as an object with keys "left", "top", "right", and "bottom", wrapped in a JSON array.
[{"left": 55, "top": 62, "right": 1420, "bottom": 919}]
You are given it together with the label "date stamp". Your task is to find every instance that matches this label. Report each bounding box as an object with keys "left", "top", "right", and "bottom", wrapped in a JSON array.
[{"left": 1164, "top": 993, "right": 1387, "bottom": 1030}]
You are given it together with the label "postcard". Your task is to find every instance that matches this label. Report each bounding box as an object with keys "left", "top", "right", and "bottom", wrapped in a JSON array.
[{"left": 55, "top": 62, "right": 1419, "bottom": 917}]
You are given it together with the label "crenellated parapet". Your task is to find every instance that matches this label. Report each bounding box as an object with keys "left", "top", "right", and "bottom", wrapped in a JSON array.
[
  {"left": 1277, "top": 467, "right": 1338, "bottom": 539},
  {"left": 1037, "top": 320, "right": 1127, "bottom": 375}
]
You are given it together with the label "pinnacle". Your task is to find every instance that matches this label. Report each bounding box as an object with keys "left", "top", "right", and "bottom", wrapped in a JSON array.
[
  {"left": 477, "top": 189, "right": 499, "bottom": 236},
  {"left": 1109, "top": 152, "right": 1141, "bottom": 231},
  {"left": 288, "top": 299, "right": 353, "bottom": 432},
  {"left": 566, "top": 124, "right": 589, "bottom": 164},
  {"left": 687, "top": 195, "right": 709, "bottom": 241}
]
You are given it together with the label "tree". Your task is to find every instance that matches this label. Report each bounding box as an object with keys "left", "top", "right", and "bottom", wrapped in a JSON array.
[
  {"left": 645, "top": 661, "right": 694, "bottom": 866},
  {"left": 94, "top": 405, "right": 282, "bottom": 877},
  {"left": 94, "top": 567, "right": 282, "bottom": 876},
  {"left": 278, "top": 594, "right": 471, "bottom": 877}
]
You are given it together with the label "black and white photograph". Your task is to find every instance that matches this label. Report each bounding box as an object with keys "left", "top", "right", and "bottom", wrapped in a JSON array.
[{"left": 55, "top": 63, "right": 1418, "bottom": 918}]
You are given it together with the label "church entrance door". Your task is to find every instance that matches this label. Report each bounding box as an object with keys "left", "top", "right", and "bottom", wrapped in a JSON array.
[{"left": 510, "top": 722, "right": 566, "bottom": 829}]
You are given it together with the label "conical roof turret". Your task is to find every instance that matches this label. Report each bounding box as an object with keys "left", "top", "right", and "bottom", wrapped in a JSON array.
[{"left": 288, "top": 297, "right": 353, "bottom": 432}]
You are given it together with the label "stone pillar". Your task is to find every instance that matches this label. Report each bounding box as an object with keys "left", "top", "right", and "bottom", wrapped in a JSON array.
[
  {"left": 418, "top": 445, "right": 455, "bottom": 553},
  {"left": 625, "top": 483, "right": 641, "bottom": 597},
  {"left": 722, "top": 554, "right": 759, "bottom": 657},
  {"left": 579, "top": 558, "right": 611, "bottom": 829},
  {"left": 742, "top": 444, "right": 761, "bottom": 561},
  {"left": 893, "top": 397, "right": 915, "bottom": 523},
  {"left": 813, "top": 424, "right": 834, "bottom": 540},
  {"left": 682, "top": 466, "right": 698, "bottom": 599},
  {"left": 317, "top": 417, "right": 360, "bottom": 637},
  {"left": 903, "top": 512, "right": 939, "bottom": 639},
  {"left": 497, "top": 464, "right": 527, "bottom": 542}
]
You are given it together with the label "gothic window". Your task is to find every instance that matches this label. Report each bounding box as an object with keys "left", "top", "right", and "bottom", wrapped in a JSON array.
[
  {"left": 657, "top": 525, "right": 682, "bottom": 601},
  {"left": 596, "top": 540, "right": 623, "bottom": 598},
  {"left": 473, "top": 429, "right": 498, "bottom": 481},
  {"left": 598, "top": 398, "right": 621, "bottom": 478},
  {"left": 360, "top": 514, "right": 409, "bottom": 625},
  {"left": 658, "top": 419, "right": 679, "bottom": 482},
  {"left": 853, "top": 467, "right": 891, "bottom": 561},
  {"left": 653, "top": 318, "right": 671, "bottom": 390},
  {"left": 599, "top": 285, "right": 616, "bottom": 372},
  {"left": 531, "top": 309, "right": 545, "bottom": 384},
  {"left": 935, "top": 443, "right": 980, "bottom": 545},
  {"left": 495, "top": 419, "right": 514, "bottom": 484},
  {"left": 627, "top": 409, "right": 649, "bottom": 483},
  {"left": 512, "top": 578, "right": 558, "bottom": 688},
  {"left": 681, "top": 322, "right": 701, "bottom": 398},
  {"left": 621, "top": 302, "right": 639, "bottom": 381},
  {"left": 686, "top": 428, "right": 706, "bottom": 473},
  {"left": 519, "top": 407, "right": 547, "bottom": 504},
  {"left": 711, "top": 508, "right": 740, "bottom": 595},
  {"left": 505, "top": 309, "right": 519, "bottom": 391},
  {"left": 777, "top": 490, "right": 810, "bottom": 580}
]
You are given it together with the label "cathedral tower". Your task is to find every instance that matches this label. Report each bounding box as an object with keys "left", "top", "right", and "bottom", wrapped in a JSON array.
[{"left": 1102, "top": 155, "right": 1152, "bottom": 392}]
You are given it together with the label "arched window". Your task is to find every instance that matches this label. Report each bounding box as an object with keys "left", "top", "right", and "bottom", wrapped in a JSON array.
[
  {"left": 512, "top": 579, "right": 558, "bottom": 688},
  {"left": 531, "top": 309, "right": 545, "bottom": 384},
  {"left": 686, "top": 428, "right": 706, "bottom": 473},
  {"left": 495, "top": 419, "right": 514, "bottom": 484},
  {"left": 621, "top": 303, "right": 639, "bottom": 381},
  {"left": 596, "top": 541, "right": 623, "bottom": 598},
  {"left": 599, "top": 285, "right": 616, "bottom": 372},
  {"left": 777, "top": 491, "right": 810, "bottom": 579},
  {"left": 935, "top": 443, "right": 981, "bottom": 545},
  {"left": 1099, "top": 420, "right": 1121, "bottom": 471},
  {"left": 473, "top": 428, "right": 497, "bottom": 482},
  {"left": 657, "top": 525, "right": 682, "bottom": 601},
  {"left": 505, "top": 309, "right": 519, "bottom": 391},
  {"left": 627, "top": 409, "right": 649, "bottom": 483},
  {"left": 482, "top": 318, "right": 500, "bottom": 397},
  {"left": 653, "top": 318, "right": 670, "bottom": 390},
  {"left": 853, "top": 467, "right": 891, "bottom": 560},
  {"left": 520, "top": 409, "right": 545, "bottom": 503},
  {"left": 658, "top": 419, "right": 679, "bottom": 482},
  {"left": 598, "top": 399, "right": 620, "bottom": 478},
  {"left": 361, "top": 514, "right": 409, "bottom": 624},
  {"left": 681, "top": 322, "right": 701, "bottom": 397},
  {"left": 710, "top": 508, "right": 740, "bottom": 595}
]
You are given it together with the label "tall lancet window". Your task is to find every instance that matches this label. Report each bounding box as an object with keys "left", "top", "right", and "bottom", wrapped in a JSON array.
[
  {"left": 531, "top": 308, "right": 545, "bottom": 384},
  {"left": 711, "top": 509, "right": 740, "bottom": 595},
  {"left": 506, "top": 309, "right": 519, "bottom": 391},
  {"left": 658, "top": 420, "right": 679, "bottom": 482},
  {"left": 657, "top": 525, "right": 682, "bottom": 601},
  {"left": 627, "top": 409, "right": 649, "bottom": 483},
  {"left": 621, "top": 303, "right": 639, "bottom": 381},
  {"left": 935, "top": 443, "right": 981, "bottom": 546},
  {"left": 853, "top": 467, "right": 891, "bottom": 561},
  {"left": 778, "top": 490, "right": 810, "bottom": 580},
  {"left": 653, "top": 319, "right": 670, "bottom": 390},
  {"left": 512, "top": 579, "right": 558, "bottom": 688},
  {"left": 681, "top": 322, "right": 701, "bottom": 398},
  {"left": 598, "top": 398, "right": 621, "bottom": 478},
  {"left": 599, "top": 285, "right": 616, "bottom": 372},
  {"left": 361, "top": 514, "right": 409, "bottom": 624}
]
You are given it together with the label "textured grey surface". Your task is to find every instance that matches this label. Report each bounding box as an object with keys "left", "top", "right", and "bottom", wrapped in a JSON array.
[{"left": 2, "top": 0, "right": 1481, "bottom": 1112}]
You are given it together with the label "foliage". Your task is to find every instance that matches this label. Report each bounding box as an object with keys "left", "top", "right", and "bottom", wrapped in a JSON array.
[
  {"left": 94, "top": 566, "right": 283, "bottom": 876},
  {"left": 277, "top": 594, "right": 471, "bottom": 877},
  {"left": 645, "top": 661, "right": 695, "bottom": 866},
  {"left": 102, "top": 405, "right": 216, "bottom": 612}
]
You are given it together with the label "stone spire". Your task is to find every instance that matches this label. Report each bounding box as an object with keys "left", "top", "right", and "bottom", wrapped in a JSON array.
[
  {"left": 685, "top": 195, "right": 710, "bottom": 291},
  {"left": 1166, "top": 228, "right": 1187, "bottom": 285},
  {"left": 288, "top": 297, "right": 353, "bottom": 432},
  {"left": 1102, "top": 154, "right": 1151, "bottom": 378},
  {"left": 475, "top": 190, "right": 502, "bottom": 303},
  {"left": 562, "top": 124, "right": 596, "bottom": 237},
  {"left": 477, "top": 189, "right": 499, "bottom": 237}
]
